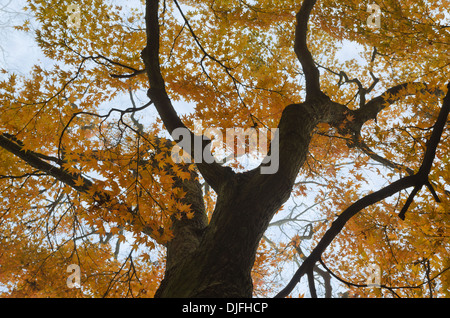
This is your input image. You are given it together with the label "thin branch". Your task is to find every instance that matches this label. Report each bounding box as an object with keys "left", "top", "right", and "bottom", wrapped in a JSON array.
[
  {"left": 172, "top": 0, "right": 259, "bottom": 127},
  {"left": 349, "top": 132, "right": 414, "bottom": 175},
  {"left": 91, "top": 54, "right": 145, "bottom": 78},
  {"left": 173, "top": 0, "right": 231, "bottom": 72},
  {"left": 423, "top": 259, "right": 433, "bottom": 298},
  {"left": 318, "top": 258, "right": 401, "bottom": 298},
  {"left": 307, "top": 269, "right": 317, "bottom": 298},
  {"left": 57, "top": 100, "right": 153, "bottom": 161},
  {"left": 0, "top": 170, "right": 46, "bottom": 180},
  {"left": 128, "top": 88, "right": 144, "bottom": 134},
  {"left": 63, "top": 42, "right": 145, "bottom": 79}
]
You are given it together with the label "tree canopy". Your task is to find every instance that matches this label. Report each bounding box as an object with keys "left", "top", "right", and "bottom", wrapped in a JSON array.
[{"left": 0, "top": 0, "right": 449, "bottom": 298}]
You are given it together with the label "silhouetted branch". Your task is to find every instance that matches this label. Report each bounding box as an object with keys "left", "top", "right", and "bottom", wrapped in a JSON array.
[{"left": 294, "top": 0, "right": 327, "bottom": 100}]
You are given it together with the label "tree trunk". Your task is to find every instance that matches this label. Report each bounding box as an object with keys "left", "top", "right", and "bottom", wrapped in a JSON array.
[{"left": 154, "top": 99, "right": 333, "bottom": 297}]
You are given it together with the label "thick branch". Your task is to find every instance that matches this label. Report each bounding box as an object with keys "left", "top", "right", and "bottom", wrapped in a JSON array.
[
  {"left": 417, "top": 84, "right": 449, "bottom": 177},
  {"left": 349, "top": 132, "right": 414, "bottom": 175},
  {"left": 355, "top": 82, "right": 441, "bottom": 124},
  {"left": 0, "top": 133, "right": 92, "bottom": 193},
  {"left": 275, "top": 173, "right": 418, "bottom": 297},
  {"left": 0, "top": 131, "right": 208, "bottom": 250},
  {"left": 276, "top": 82, "right": 449, "bottom": 298},
  {"left": 141, "top": 0, "right": 230, "bottom": 192},
  {"left": 141, "top": 0, "right": 185, "bottom": 135},
  {"left": 295, "top": 0, "right": 326, "bottom": 100}
]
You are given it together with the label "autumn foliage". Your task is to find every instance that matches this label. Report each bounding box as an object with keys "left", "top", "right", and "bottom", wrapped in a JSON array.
[{"left": 0, "top": 0, "right": 449, "bottom": 298}]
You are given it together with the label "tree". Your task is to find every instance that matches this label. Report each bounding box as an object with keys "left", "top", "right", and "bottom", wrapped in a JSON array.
[{"left": 0, "top": 0, "right": 449, "bottom": 298}]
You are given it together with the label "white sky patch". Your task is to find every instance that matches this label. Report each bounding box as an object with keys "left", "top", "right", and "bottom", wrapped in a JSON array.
[{"left": 335, "top": 39, "right": 366, "bottom": 64}]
